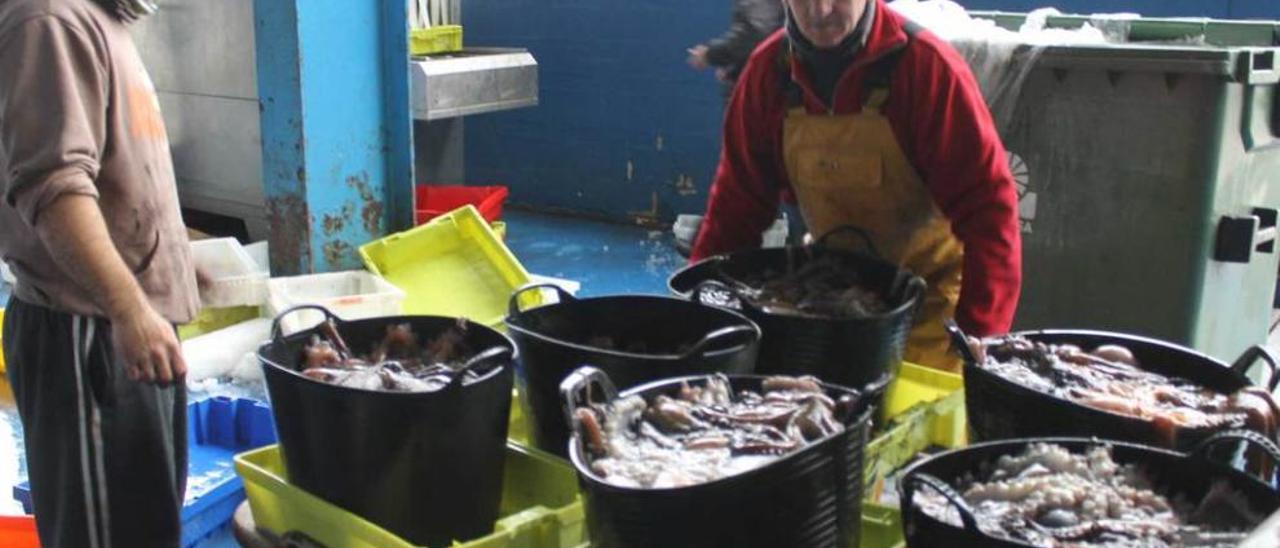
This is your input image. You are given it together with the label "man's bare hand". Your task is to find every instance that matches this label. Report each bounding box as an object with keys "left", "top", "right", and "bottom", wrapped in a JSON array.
[
  {"left": 687, "top": 45, "right": 710, "bottom": 70},
  {"left": 111, "top": 302, "right": 186, "bottom": 386}
]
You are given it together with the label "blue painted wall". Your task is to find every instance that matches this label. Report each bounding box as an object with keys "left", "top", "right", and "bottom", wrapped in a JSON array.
[
  {"left": 463, "top": 0, "right": 729, "bottom": 223},
  {"left": 463, "top": 0, "right": 1279, "bottom": 224}
]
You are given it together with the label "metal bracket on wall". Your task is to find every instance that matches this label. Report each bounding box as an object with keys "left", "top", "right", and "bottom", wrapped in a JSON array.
[
  {"left": 1215, "top": 208, "right": 1277, "bottom": 263},
  {"left": 1216, "top": 215, "right": 1260, "bottom": 263}
]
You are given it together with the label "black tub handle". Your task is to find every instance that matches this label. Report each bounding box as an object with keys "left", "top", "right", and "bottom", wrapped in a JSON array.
[
  {"left": 1229, "top": 345, "right": 1280, "bottom": 392},
  {"left": 560, "top": 366, "right": 619, "bottom": 438},
  {"left": 450, "top": 345, "right": 514, "bottom": 387},
  {"left": 270, "top": 304, "right": 344, "bottom": 342},
  {"left": 692, "top": 279, "right": 745, "bottom": 311},
  {"left": 905, "top": 276, "right": 927, "bottom": 317},
  {"left": 814, "top": 225, "right": 882, "bottom": 259},
  {"left": 943, "top": 319, "right": 980, "bottom": 365},
  {"left": 681, "top": 324, "right": 758, "bottom": 360},
  {"left": 902, "top": 473, "right": 979, "bottom": 532},
  {"left": 1190, "top": 429, "right": 1280, "bottom": 484},
  {"left": 507, "top": 282, "right": 577, "bottom": 317}
]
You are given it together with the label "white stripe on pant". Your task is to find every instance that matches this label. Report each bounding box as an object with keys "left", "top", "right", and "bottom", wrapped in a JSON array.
[
  {"left": 84, "top": 318, "right": 112, "bottom": 548},
  {"left": 72, "top": 315, "right": 110, "bottom": 548}
]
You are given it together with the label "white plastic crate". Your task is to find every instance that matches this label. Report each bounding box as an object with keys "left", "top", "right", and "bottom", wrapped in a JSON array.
[
  {"left": 266, "top": 271, "right": 406, "bottom": 335},
  {"left": 673, "top": 214, "right": 789, "bottom": 250},
  {"left": 190, "top": 238, "right": 269, "bottom": 308}
]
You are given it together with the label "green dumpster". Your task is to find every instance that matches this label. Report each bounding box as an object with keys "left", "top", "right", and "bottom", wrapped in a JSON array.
[{"left": 962, "top": 12, "right": 1280, "bottom": 362}]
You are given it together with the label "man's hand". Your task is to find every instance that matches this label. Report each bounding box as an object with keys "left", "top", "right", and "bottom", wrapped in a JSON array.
[
  {"left": 686, "top": 45, "right": 710, "bottom": 70},
  {"left": 110, "top": 300, "right": 186, "bottom": 385}
]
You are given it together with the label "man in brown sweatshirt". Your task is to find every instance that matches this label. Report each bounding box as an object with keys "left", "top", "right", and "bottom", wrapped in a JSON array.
[{"left": 0, "top": 0, "right": 199, "bottom": 545}]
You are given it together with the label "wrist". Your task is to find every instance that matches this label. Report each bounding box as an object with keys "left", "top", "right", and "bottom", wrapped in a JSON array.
[{"left": 104, "top": 287, "right": 150, "bottom": 322}]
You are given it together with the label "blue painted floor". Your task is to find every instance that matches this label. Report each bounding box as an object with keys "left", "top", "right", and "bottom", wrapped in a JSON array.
[{"left": 502, "top": 209, "right": 687, "bottom": 297}]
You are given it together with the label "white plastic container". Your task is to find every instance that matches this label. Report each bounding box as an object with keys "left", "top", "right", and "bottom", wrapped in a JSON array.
[
  {"left": 266, "top": 271, "right": 406, "bottom": 335},
  {"left": 761, "top": 214, "right": 790, "bottom": 249},
  {"left": 191, "top": 238, "right": 269, "bottom": 307},
  {"left": 527, "top": 273, "right": 582, "bottom": 296},
  {"left": 242, "top": 241, "right": 270, "bottom": 274},
  {"left": 673, "top": 214, "right": 703, "bottom": 247},
  {"left": 182, "top": 318, "right": 272, "bottom": 382}
]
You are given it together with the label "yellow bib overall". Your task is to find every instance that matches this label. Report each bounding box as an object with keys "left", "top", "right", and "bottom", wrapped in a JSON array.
[{"left": 782, "top": 50, "right": 964, "bottom": 372}]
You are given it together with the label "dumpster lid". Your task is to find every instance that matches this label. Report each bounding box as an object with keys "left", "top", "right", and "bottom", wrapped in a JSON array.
[{"left": 966, "top": 11, "right": 1280, "bottom": 83}]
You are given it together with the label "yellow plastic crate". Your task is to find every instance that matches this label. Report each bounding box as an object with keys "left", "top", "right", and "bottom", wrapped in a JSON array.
[
  {"left": 411, "top": 26, "right": 463, "bottom": 56},
  {"left": 0, "top": 308, "right": 6, "bottom": 373},
  {"left": 235, "top": 442, "right": 586, "bottom": 548},
  {"left": 860, "top": 501, "right": 906, "bottom": 548},
  {"left": 177, "top": 305, "right": 260, "bottom": 341},
  {"left": 864, "top": 362, "right": 966, "bottom": 501},
  {"left": 359, "top": 205, "right": 531, "bottom": 330}
]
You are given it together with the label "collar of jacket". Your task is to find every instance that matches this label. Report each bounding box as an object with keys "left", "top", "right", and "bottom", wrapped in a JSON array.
[
  {"left": 785, "top": 0, "right": 877, "bottom": 63},
  {"left": 783, "top": 0, "right": 913, "bottom": 104}
]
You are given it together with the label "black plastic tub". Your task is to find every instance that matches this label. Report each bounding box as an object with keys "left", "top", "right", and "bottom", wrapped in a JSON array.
[
  {"left": 562, "top": 367, "right": 873, "bottom": 548},
  {"left": 258, "top": 305, "right": 516, "bottom": 547},
  {"left": 505, "top": 284, "right": 762, "bottom": 457},
  {"left": 949, "top": 325, "right": 1280, "bottom": 452},
  {"left": 898, "top": 433, "right": 1280, "bottom": 547},
  {"left": 668, "top": 226, "right": 926, "bottom": 396}
]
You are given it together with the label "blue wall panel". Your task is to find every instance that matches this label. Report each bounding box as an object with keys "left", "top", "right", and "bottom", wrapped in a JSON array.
[
  {"left": 464, "top": 0, "right": 1279, "bottom": 223},
  {"left": 1229, "top": 0, "right": 1280, "bottom": 19},
  {"left": 464, "top": 0, "right": 730, "bottom": 223}
]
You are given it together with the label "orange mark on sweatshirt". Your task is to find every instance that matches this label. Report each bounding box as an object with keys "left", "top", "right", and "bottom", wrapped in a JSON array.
[{"left": 127, "top": 80, "right": 166, "bottom": 139}]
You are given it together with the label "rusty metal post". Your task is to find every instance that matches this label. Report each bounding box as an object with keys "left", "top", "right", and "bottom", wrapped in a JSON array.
[{"left": 253, "top": 0, "right": 414, "bottom": 274}]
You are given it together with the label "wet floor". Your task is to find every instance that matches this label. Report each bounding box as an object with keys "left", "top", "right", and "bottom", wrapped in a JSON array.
[{"left": 503, "top": 209, "right": 686, "bottom": 297}]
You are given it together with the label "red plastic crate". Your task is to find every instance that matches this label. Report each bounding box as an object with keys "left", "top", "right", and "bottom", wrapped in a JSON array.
[
  {"left": 414, "top": 185, "right": 508, "bottom": 225},
  {"left": 0, "top": 516, "right": 39, "bottom": 547}
]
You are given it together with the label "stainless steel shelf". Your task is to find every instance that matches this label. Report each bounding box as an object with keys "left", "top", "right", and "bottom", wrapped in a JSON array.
[{"left": 410, "top": 47, "right": 538, "bottom": 120}]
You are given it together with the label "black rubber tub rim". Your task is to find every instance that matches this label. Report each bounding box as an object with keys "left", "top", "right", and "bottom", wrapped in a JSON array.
[
  {"left": 690, "top": 272, "right": 926, "bottom": 323},
  {"left": 262, "top": 304, "right": 515, "bottom": 396},
  {"left": 945, "top": 322, "right": 1280, "bottom": 421},
  {"left": 898, "top": 431, "right": 1280, "bottom": 544},
  {"left": 942, "top": 318, "right": 1280, "bottom": 391},
  {"left": 678, "top": 223, "right": 928, "bottom": 322},
  {"left": 560, "top": 366, "right": 874, "bottom": 493},
  {"left": 504, "top": 283, "right": 762, "bottom": 361}
]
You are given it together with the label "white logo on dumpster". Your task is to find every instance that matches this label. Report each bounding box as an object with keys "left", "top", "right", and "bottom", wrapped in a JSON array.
[{"left": 1009, "top": 151, "right": 1036, "bottom": 234}]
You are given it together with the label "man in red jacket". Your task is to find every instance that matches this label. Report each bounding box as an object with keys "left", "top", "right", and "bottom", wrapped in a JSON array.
[{"left": 691, "top": 0, "right": 1021, "bottom": 371}]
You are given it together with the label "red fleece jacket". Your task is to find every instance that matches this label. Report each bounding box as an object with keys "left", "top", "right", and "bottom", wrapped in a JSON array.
[{"left": 690, "top": 1, "right": 1022, "bottom": 335}]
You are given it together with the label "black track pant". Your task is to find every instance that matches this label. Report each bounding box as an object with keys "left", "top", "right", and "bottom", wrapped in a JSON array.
[{"left": 2, "top": 297, "right": 186, "bottom": 548}]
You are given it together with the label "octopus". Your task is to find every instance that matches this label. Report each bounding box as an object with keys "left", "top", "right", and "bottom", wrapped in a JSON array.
[
  {"left": 914, "top": 443, "right": 1265, "bottom": 547},
  {"left": 297, "top": 318, "right": 501, "bottom": 392},
  {"left": 718, "top": 254, "right": 887, "bottom": 318},
  {"left": 972, "top": 336, "right": 1280, "bottom": 475},
  {"left": 574, "top": 374, "right": 860, "bottom": 489}
]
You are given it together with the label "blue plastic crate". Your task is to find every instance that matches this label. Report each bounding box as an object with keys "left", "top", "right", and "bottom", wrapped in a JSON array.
[{"left": 12, "top": 397, "right": 277, "bottom": 547}]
